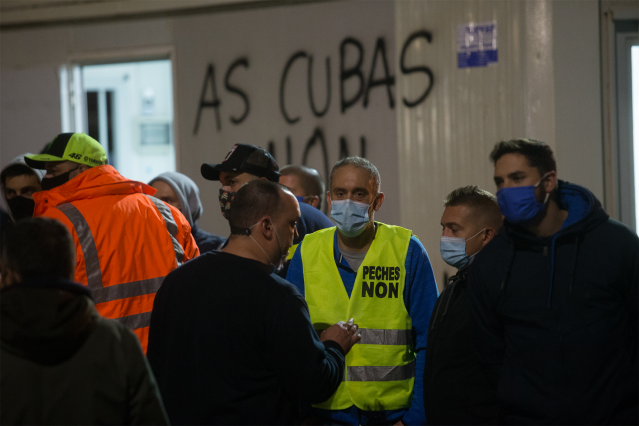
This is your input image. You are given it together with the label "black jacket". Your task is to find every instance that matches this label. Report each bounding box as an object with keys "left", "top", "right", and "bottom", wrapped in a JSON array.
[
  {"left": 1, "top": 276, "right": 168, "bottom": 425},
  {"left": 147, "top": 251, "right": 345, "bottom": 425},
  {"left": 468, "top": 181, "right": 638, "bottom": 424},
  {"left": 423, "top": 270, "right": 500, "bottom": 424}
]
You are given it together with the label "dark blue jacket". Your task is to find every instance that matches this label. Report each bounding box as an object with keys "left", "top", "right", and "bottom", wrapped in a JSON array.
[
  {"left": 192, "top": 225, "right": 225, "bottom": 253},
  {"left": 294, "top": 202, "right": 333, "bottom": 245},
  {"left": 468, "top": 181, "right": 638, "bottom": 424}
]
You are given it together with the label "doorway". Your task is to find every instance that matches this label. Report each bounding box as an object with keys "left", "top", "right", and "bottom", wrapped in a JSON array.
[{"left": 61, "top": 59, "right": 176, "bottom": 184}]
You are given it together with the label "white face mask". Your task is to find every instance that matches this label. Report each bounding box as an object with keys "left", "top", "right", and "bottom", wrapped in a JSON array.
[{"left": 249, "top": 219, "right": 288, "bottom": 273}]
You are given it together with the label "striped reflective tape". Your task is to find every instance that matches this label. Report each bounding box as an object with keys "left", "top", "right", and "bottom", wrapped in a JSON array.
[
  {"left": 145, "top": 194, "right": 184, "bottom": 267},
  {"left": 56, "top": 203, "right": 165, "bottom": 319},
  {"left": 91, "top": 276, "right": 165, "bottom": 304},
  {"left": 347, "top": 361, "right": 416, "bottom": 382},
  {"left": 114, "top": 311, "right": 153, "bottom": 329},
  {"left": 57, "top": 203, "right": 103, "bottom": 292},
  {"left": 357, "top": 328, "right": 411, "bottom": 345}
]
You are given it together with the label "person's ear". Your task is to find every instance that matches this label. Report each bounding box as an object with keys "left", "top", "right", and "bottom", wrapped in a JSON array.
[
  {"left": 71, "top": 164, "right": 90, "bottom": 179},
  {"left": 259, "top": 177, "right": 268, "bottom": 182},
  {"left": 373, "top": 193, "right": 385, "bottom": 212},
  {"left": 481, "top": 228, "right": 496, "bottom": 248},
  {"left": 309, "top": 196, "right": 320, "bottom": 209},
  {"left": 326, "top": 192, "right": 332, "bottom": 211},
  {"left": 542, "top": 171, "right": 558, "bottom": 193},
  {"left": 260, "top": 217, "right": 275, "bottom": 240}
]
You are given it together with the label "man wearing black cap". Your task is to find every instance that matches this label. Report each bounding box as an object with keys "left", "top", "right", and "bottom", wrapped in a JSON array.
[{"left": 201, "top": 144, "right": 333, "bottom": 275}]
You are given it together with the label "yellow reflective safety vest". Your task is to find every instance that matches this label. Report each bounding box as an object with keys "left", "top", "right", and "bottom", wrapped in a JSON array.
[{"left": 300, "top": 223, "right": 415, "bottom": 411}]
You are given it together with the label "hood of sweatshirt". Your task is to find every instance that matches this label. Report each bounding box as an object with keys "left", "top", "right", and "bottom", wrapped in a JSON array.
[
  {"left": 1, "top": 276, "right": 98, "bottom": 365},
  {"left": 499, "top": 180, "right": 609, "bottom": 307},
  {"left": 32, "top": 165, "right": 157, "bottom": 217},
  {"left": 148, "top": 171, "right": 203, "bottom": 227},
  {"left": 503, "top": 180, "right": 608, "bottom": 243},
  {"left": 0, "top": 154, "right": 47, "bottom": 220}
]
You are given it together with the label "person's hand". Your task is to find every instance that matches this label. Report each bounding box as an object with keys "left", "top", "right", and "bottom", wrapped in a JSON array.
[{"left": 320, "top": 318, "right": 361, "bottom": 354}]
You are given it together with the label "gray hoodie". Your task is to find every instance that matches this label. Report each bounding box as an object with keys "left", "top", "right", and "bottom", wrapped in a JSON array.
[
  {"left": 149, "top": 171, "right": 203, "bottom": 227},
  {"left": 1, "top": 154, "right": 46, "bottom": 221},
  {"left": 149, "top": 171, "right": 224, "bottom": 253}
]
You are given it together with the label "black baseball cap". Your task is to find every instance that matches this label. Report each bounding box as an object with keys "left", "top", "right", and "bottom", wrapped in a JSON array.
[{"left": 201, "top": 144, "right": 280, "bottom": 182}]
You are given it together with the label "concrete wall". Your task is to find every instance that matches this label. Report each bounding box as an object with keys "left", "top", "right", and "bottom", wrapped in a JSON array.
[
  {"left": 0, "top": 0, "right": 607, "bottom": 290},
  {"left": 395, "top": 0, "right": 558, "bottom": 286},
  {"left": 553, "top": 0, "right": 604, "bottom": 201}
]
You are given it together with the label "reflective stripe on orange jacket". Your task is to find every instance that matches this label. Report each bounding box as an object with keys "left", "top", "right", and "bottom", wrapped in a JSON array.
[{"left": 33, "top": 165, "right": 199, "bottom": 352}]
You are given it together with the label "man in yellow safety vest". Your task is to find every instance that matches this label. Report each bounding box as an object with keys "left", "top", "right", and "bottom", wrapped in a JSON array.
[{"left": 287, "top": 156, "right": 439, "bottom": 425}]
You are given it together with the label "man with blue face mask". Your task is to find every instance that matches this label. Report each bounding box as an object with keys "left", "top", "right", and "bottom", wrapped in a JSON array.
[
  {"left": 423, "top": 186, "right": 502, "bottom": 424},
  {"left": 287, "top": 157, "right": 439, "bottom": 426},
  {"left": 469, "top": 139, "right": 638, "bottom": 424}
]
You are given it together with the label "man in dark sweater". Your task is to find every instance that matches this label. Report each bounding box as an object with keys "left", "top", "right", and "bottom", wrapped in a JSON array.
[
  {"left": 147, "top": 180, "right": 360, "bottom": 425},
  {"left": 1, "top": 218, "right": 168, "bottom": 425},
  {"left": 423, "top": 186, "right": 503, "bottom": 424},
  {"left": 469, "top": 139, "right": 638, "bottom": 424}
]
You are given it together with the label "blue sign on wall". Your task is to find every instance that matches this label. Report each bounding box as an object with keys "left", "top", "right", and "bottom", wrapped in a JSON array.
[{"left": 457, "top": 21, "right": 497, "bottom": 68}]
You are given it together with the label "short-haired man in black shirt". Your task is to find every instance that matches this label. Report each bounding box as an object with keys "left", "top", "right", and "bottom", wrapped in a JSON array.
[
  {"left": 147, "top": 180, "right": 360, "bottom": 425},
  {"left": 423, "top": 186, "right": 502, "bottom": 424}
]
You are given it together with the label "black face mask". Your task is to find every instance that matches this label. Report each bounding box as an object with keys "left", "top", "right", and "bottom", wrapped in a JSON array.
[
  {"left": 7, "top": 196, "right": 35, "bottom": 221},
  {"left": 41, "top": 167, "right": 79, "bottom": 191},
  {"left": 218, "top": 188, "right": 237, "bottom": 221}
]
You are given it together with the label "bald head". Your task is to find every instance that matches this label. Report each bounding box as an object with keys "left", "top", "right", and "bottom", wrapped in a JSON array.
[
  {"left": 280, "top": 165, "right": 325, "bottom": 209},
  {"left": 228, "top": 180, "right": 296, "bottom": 232}
]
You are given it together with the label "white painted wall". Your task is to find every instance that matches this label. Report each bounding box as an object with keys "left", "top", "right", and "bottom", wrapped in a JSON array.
[
  {"left": 0, "top": 65, "right": 62, "bottom": 156},
  {"left": 0, "top": 18, "right": 174, "bottom": 163},
  {"left": 0, "top": 0, "right": 608, "bottom": 290},
  {"left": 171, "top": 1, "right": 400, "bottom": 237},
  {"left": 395, "top": 0, "right": 558, "bottom": 287},
  {"left": 553, "top": 0, "right": 604, "bottom": 201}
]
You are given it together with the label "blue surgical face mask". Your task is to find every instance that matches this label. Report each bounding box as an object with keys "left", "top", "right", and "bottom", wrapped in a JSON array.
[
  {"left": 330, "top": 197, "right": 375, "bottom": 238},
  {"left": 440, "top": 228, "right": 485, "bottom": 270},
  {"left": 496, "top": 173, "right": 551, "bottom": 224}
]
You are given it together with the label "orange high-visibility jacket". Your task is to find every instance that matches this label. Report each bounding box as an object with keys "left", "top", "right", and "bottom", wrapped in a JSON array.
[{"left": 33, "top": 165, "right": 200, "bottom": 352}]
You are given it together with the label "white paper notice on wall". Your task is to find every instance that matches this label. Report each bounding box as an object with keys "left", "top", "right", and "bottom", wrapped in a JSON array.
[{"left": 457, "top": 21, "right": 497, "bottom": 68}]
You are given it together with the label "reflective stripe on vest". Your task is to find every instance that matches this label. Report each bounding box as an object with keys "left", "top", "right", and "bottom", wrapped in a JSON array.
[
  {"left": 144, "top": 194, "right": 184, "bottom": 267},
  {"left": 348, "top": 361, "right": 415, "bottom": 382},
  {"left": 301, "top": 223, "right": 415, "bottom": 411},
  {"left": 357, "top": 328, "right": 411, "bottom": 345},
  {"left": 56, "top": 200, "right": 179, "bottom": 328}
]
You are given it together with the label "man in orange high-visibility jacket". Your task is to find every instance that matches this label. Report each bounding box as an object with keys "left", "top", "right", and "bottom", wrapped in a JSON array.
[{"left": 28, "top": 133, "right": 199, "bottom": 352}]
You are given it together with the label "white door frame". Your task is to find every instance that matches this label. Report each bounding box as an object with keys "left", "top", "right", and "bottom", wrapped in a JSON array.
[{"left": 59, "top": 46, "right": 182, "bottom": 171}]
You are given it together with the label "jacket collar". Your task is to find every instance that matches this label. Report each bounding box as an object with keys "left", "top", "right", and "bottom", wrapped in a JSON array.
[{"left": 33, "top": 165, "right": 156, "bottom": 216}]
